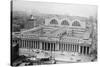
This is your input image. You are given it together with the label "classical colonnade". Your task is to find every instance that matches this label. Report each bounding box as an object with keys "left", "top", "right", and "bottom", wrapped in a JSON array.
[
  {"left": 19, "top": 39, "right": 40, "bottom": 49},
  {"left": 18, "top": 39, "right": 90, "bottom": 55}
]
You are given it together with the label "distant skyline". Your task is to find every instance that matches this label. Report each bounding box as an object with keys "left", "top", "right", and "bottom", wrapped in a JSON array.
[{"left": 12, "top": 0, "right": 97, "bottom": 18}]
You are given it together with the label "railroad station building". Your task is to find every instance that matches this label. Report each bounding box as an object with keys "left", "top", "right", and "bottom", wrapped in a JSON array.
[{"left": 12, "top": 15, "right": 93, "bottom": 57}]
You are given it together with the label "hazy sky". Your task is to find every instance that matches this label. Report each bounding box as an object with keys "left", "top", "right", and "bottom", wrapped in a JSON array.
[{"left": 13, "top": 0, "right": 97, "bottom": 18}]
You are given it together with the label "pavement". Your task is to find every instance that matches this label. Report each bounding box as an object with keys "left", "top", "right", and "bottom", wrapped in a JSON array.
[
  {"left": 50, "top": 51, "right": 95, "bottom": 63},
  {"left": 19, "top": 49, "right": 96, "bottom": 63}
]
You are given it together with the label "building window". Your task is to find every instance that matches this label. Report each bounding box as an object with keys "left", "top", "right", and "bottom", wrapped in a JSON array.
[
  {"left": 50, "top": 19, "right": 58, "bottom": 24},
  {"left": 72, "top": 21, "right": 81, "bottom": 26},
  {"left": 61, "top": 20, "right": 69, "bottom": 25}
]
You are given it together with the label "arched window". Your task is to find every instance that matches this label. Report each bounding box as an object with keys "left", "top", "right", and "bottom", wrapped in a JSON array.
[
  {"left": 50, "top": 19, "right": 58, "bottom": 24},
  {"left": 72, "top": 21, "right": 81, "bottom": 26},
  {"left": 61, "top": 20, "right": 69, "bottom": 25}
]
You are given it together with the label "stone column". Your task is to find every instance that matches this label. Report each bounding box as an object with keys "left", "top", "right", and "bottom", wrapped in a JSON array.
[
  {"left": 27, "top": 41, "right": 28, "bottom": 48},
  {"left": 67, "top": 44, "right": 68, "bottom": 51},
  {"left": 63, "top": 44, "right": 65, "bottom": 51},
  {"left": 26, "top": 40, "right": 27, "bottom": 48},
  {"left": 54, "top": 43, "right": 55, "bottom": 51},
  {"left": 37, "top": 41, "right": 40, "bottom": 49},
  {"left": 31, "top": 41, "right": 32, "bottom": 48},
  {"left": 75, "top": 45, "right": 77, "bottom": 52},
  {"left": 33, "top": 41, "right": 34, "bottom": 48},
  {"left": 22, "top": 40, "right": 24, "bottom": 48},
  {"left": 76, "top": 45, "right": 78, "bottom": 52},
  {"left": 24, "top": 40, "right": 26, "bottom": 48},
  {"left": 39, "top": 41, "right": 42, "bottom": 50},
  {"left": 77, "top": 45, "right": 79, "bottom": 52},
  {"left": 32, "top": 41, "right": 33, "bottom": 48},
  {"left": 35, "top": 41, "right": 37, "bottom": 49},
  {"left": 70, "top": 44, "right": 72, "bottom": 52},
  {"left": 32, "top": 40, "right": 34, "bottom": 48},
  {"left": 71, "top": 44, "right": 74, "bottom": 52},
  {"left": 45, "top": 42, "right": 47, "bottom": 50},
  {"left": 25, "top": 40, "right": 26, "bottom": 48},
  {"left": 23, "top": 40, "right": 25, "bottom": 48},
  {"left": 74, "top": 45, "right": 76, "bottom": 52},
  {"left": 37, "top": 41, "right": 38, "bottom": 49},
  {"left": 59, "top": 43, "right": 61, "bottom": 51},
  {"left": 21, "top": 40, "right": 23, "bottom": 48},
  {"left": 73, "top": 44, "right": 75, "bottom": 52},
  {"left": 46, "top": 42, "right": 48, "bottom": 50},
  {"left": 29, "top": 40, "right": 31, "bottom": 48},
  {"left": 73, "top": 44, "right": 74, "bottom": 52},
  {"left": 72, "top": 44, "right": 73, "bottom": 52},
  {"left": 55, "top": 43, "right": 59, "bottom": 51},
  {"left": 52, "top": 43, "right": 54, "bottom": 51},
  {"left": 43, "top": 42, "right": 44, "bottom": 50},
  {"left": 72, "top": 45, "right": 74, "bottom": 52},
  {"left": 78, "top": 45, "right": 81, "bottom": 53},
  {"left": 24, "top": 40, "right": 25, "bottom": 48},
  {"left": 51, "top": 43, "right": 52, "bottom": 51},
  {"left": 33, "top": 40, "right": 35, "bottom": 48},
  {"left": 42, "top": 42, "right": 43, "bottom": 50},
  {"left": 68, "top": 44, "right": 69, "bottom": 51},
  {"left": 35, "top": 41, "right": 36, "bottom": 49},
  {"left": 44, "top": 42, "right": 45, "bottom": 50},
  {"left": 23, "top": 40, "right": 24, "bottom": 48},
  {"left": 69, "top": 44, "right": 71, "bottom": 51},
  {"left": 27, "top": 40, "right": 28, "bottom": 48},
  {"left": 66, "top": 44, "right": 67, "bottom": 51},
  {"left": 65, "top": 44, "right": 66, "bottom": 51},
  {"left": 49, "top": 42, "right": 50, "bottom": 51},
  {"left": 85, "top": 46, "right": 87, "bottom": 55},
  {"left": 64, "top": 44, "right": 66, "bottom": 51},
  {"left": 36, "top": 41, "right": 37, "bottom": 49},
  {"left": 34, "top": 41, "right": 36, "bottom": 49},
  {"left": 28, "top": 40, "right": 29, "bottom": 49},
  {"left": 37, "top": 41, "right": 39, "bottom": 49},
  {"left": 82, "top": 46, "right": 84, "bottom": 54},
  {"left": 33, "top": 41, "right": 35, "bottom": 49},
  {"left": 54, "top": 43, "right": 56, "bottom": 51},
  {"left": 61, "top": 43, "right": 63, "bottom": 51}
]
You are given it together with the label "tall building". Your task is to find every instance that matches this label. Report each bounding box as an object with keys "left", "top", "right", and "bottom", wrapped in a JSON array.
[{"left": 24, "top": 15, "right": 38, "bottom": 29}]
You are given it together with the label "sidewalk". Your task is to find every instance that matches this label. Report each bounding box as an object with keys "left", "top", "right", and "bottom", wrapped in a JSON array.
[{"left": 50, "top": 51, "right": 94, "bottom": 63}]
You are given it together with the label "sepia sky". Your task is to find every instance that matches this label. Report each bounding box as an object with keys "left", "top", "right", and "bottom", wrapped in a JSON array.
[{"left": 13, "top": 0, "right": 97, "bottom": 18}]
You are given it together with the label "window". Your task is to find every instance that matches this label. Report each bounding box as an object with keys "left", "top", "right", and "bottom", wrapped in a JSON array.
[
  {"left": 50, "top": 19, "right": 58, "bottom": 24},
  {"left": 72, "top": 21, "right": 81, "bottom": 26},
  {"left": 61, "top": 20, "right": 69, "bottom": 25}
]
